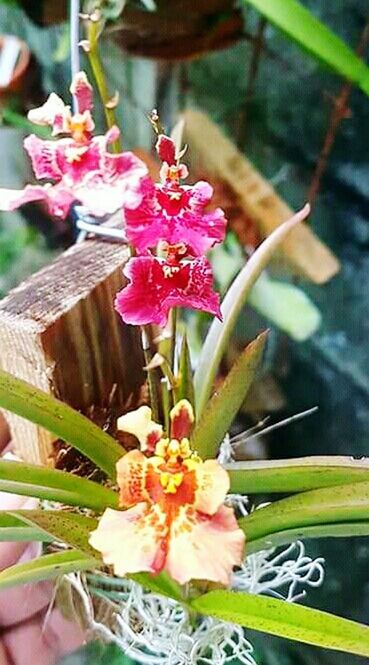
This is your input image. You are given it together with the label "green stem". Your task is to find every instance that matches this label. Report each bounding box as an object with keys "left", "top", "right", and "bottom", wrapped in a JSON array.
[
  {"left": 87, "top": 19, "right": 121, "bottom": 153},
  {"left": 170, "top": 308, "right": 177, "bottom": 373},
  {"left": 142, "top": 326, "right": 160, "bottom": 423}
]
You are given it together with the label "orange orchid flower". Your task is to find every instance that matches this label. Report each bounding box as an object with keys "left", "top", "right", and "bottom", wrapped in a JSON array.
[{"left": 89, "top": 399, "right": 245, "bottom": 586}]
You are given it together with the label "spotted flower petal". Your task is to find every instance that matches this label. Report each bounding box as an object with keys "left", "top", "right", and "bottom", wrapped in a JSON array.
[
  {"left": 193, "top": 460, "right": 230, "bottom": 515},
  {"left": 0, "top": 183, "right": 75, "bottom": 218},
  {"left": 70, "top": 71, "right": 93, "bottom": 113},
  {"left": 170, "top": 400, "right": 194, "bottom": 441},
  {"left": 115, "top": 254, "right": 221, "bottom": 327},
  {"left": 116, "top": 450, "right": 150, "bottom": 507},
  {"left": 166, "top": 504, "right": 245, "bottom": 585},
  {"left": 89, "top": 503, "right": 168, "bottom": 577}
]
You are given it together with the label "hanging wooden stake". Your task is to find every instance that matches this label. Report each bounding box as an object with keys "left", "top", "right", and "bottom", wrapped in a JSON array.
[{"left": 0, "top": 230, "right": 144, "bottom": 465}]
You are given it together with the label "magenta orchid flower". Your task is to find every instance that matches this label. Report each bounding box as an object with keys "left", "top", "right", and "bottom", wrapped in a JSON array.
[
  {"left": 89, "top": 400, "right": 245, "bottom": 585},
  {"left": 123, "top": 134, "right": 226, "bottom": 255},
  {"left": 115, "top": 244, "right": 221, "bottom": 327},
  {"left": 0, "top": 72, "right": 147, "bottom": 219}
]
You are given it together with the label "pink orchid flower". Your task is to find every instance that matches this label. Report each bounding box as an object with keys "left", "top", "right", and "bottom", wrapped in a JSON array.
[
  {"left": 0, "top": 72, "right": 147, "bottom": 219},
  {"left": 123, "top": 134, "right": 226, "bottom": 255},
  {"left": 115, "top": 243, "right": 221, "bottom": 327},
  {"left": 89, "top": 400, "right": 245, "bottom": 585}
]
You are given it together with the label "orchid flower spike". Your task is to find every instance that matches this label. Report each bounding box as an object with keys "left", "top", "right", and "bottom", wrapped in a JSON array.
[
  {"left": 89, "top": 399, "right": 245, "bottom": 585},
  {"left": 0, "top": 72, "right": 147, "bottom": 219}
]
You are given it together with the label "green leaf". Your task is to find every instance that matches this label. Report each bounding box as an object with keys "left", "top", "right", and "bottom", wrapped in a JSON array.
[
  {"left": 239, "top": 481, "right": 369, "bottom": 543},
  {"left": 194, "top": 204, "right": 310, "bottom": 416},
  {"left": 0, "top": 512, "right": 52, "bottom": 542},
  {"left": 227, "top": 455, "right": 369, "bottom": 494},
  {"left": 246, "top": 521, "right": 369, "bottom": 555},
  {"left": 192, "top": 332, "right": 267, "bottom": 459},
  {"left": 242, "top": 0, "right": 369, "bottom": 97},
  {"left": 0, "top": 369, "right": 123, "bottom": 478},
  {"left": 0, "top": 459, "right": 118, "bottom": 510},
  {"left": 0, "top": 550, "right": 99, "bottom": 591},
  {"left": 12, "top": 510, "right": 99, "bottom": 558},
  {"left": 132, "top": 571, "right": 184, "bottom": 602},
  {"left": 249, "top": 273, "right": 321, "bottom": 341},
  {"left": 191, "top": 590, "right": 369, "bottom": 658},
  {"left": 176, "top": 334, "right": 195, "bottom": 408}
]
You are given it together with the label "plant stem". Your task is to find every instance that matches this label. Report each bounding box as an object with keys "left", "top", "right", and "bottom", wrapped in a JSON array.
[
  {"left": 70, "top": 0, "right": 80, "bottom": 106},
  {"left": 307, "top": 20, "right": 369, "bottom": 211},
  {"left": 142, "top": 326, "right": 160, "bottom": 423},
  {"left": 170, "top": 308, "right": 177, "bottom": 373},
  {"left": 86, "top": 18, "right": 121, "bottom": 153}
]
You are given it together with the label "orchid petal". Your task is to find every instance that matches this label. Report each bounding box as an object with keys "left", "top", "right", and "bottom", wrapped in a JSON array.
[
  {"left": 70, "top": 71, "right": 93, "bottom": 114},
  {"left": 27, "top": 93, "right": 67, "bottom": 129},
  {"left": 170, "top": 400, "right": 194, "bottom": 441},
  {"left": 24, "top": 135, "right": 62, "bottom": 181},
  {"left": 117, "top": 406, "right": 163, "bottom": 451},
  {"left": 166, "top": 505, "right": 245, "bottom": 585},
  {"left": 89, "top": 504, "right": 168, "bottom": 577},
  {"left": 194, "top": 460, "right": 230, "bottom": 515},
  {"left": 115, "top": 255, "right": 221, "bottom": 328},
  {"left": 0, "top": 183, "right": 74, "bottom": 218},
  {"left": 116, "top": 450, "right": 150, "bottom": 507}
]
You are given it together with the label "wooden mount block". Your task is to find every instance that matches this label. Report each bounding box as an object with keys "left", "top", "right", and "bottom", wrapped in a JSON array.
[
  {"left": 0, "top": 234, "right": 144, "bottom": 465},
  {"left": 182, "top": 110, "right": 340, "bottom": 285}
]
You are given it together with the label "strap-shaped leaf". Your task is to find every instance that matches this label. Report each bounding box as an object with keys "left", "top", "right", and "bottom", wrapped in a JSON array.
[
  {"left": 192, "top": 332, "right": 267, "bottom": 459},
  {"left": 227, "top": 456, "right": 369, "bottom": 494},
  {"left": 194, "top": 205, "right": 310, "bottom": 416},
  {"left": 0, "top": 513, "right": 52, "bottom": 542},
  {"left": 239, "top": 480, "right": 369, "bottom": 542},
  {"left": 0, "top": 459, "right": 118, "bottom": 510},
  {"left": 191, "top": 590, "right": 369, "bottom": 658},
  {"left": 0, "top": 369, "right": 123, "bottom": 478},
  {"left": 247, "top": 521, "right": 369, "bottom": 555},
  {"left": 242, "top": 0, "right": 369, "bottom": 97},
  {"left": 12, "top": 510, "right": 99, "bottom": 558},
  {"left": 0, "top": 549, "right": 99, "bottom": 591}
]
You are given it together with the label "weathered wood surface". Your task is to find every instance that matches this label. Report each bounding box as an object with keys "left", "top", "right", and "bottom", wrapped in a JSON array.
[
  {"left": 181, "top": 110, "right": 340, "bottom": 284},
  {"left": 0, "top": 231, "right": 144, "bottom": 465}
]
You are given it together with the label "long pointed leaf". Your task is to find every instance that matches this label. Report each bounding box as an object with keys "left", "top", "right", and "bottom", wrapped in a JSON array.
[
  {"left": 192, "top": 590, "right": 369, "bottom": 658},
  {"left": 0, "top": 550, "right": 99, "bottom": 590},
  {"left": 0, "top": 513, "right": 52, "bottom": 542},
  {"left": 176, "top": 334, "right": 195, "bottom": 408},
  {"left": 194, "top": 204, "right": 310, "bottom": 415},
  {"left": 246, "top": 521, "right": 369, "bottom": 555},
  {"left": 242, "top": 0, "right": 369, "bottom": 98},
  {"left": 12, "top": 510, "right": 99, "bottom": 558},
  {"left": 0, "top": 369, "right": 123, "bottom": 478},
  {"left": 0, "top": 459, "right": 118, "bottom": 510},
  {"left": 239, "top": 481, "right": 369, "bottom": 542},
  {"left": 227, "top": 456, "right": 369, "bottom": 494},
  {"left": 192, "top": 332, "right": 267, "bottom": 459}
]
